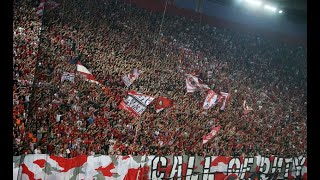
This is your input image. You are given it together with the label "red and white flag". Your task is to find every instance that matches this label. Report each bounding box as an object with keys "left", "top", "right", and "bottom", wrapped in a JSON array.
[
  {"left": 218, "top": 92, "right": 231, "bottom": 111},
  {"left": 76, "top": 61, "right": 100, "bottom": 85},
  {"left": 243, "top": 100, "right": 253, "bottom": 115},
  {"left": 155, "top": 96, "right": 173, "bottom": 113},
  {"left": 36, "top": 0, "right": 46, "bottom": 16},
  {"left": 36, "top": 0, "right": 59, "bottom": 16},
  {"left": 186, "top": 74, "right": 210, "bottom": 93},
  {"left": 203, "top": 90, "right": 219, "bottom": 110},
  {"left": 203, "top": 125, "right": 221, "bottom": 144},
  {"left": 119, "top": 90, "right": 154, "bottom": 116},
  {"left": 122, "top": 68, "right": 142, "bottom": 87}
]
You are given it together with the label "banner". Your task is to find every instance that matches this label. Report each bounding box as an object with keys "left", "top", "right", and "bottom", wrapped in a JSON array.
[
  {"left": 13, "top": 155, "right": 307, "bottom": 180},
  {"left": 61, "top": 72, "right": 75, "bottom": 83},
  {"left": 203, "top": 90, "right": 218, "bottom": 110},
  {"left": 119, "top": 90, "right": 154, "bottom": 116}
]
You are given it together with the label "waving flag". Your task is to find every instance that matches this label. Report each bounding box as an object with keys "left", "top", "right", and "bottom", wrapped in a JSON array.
[
  {"left": 77, "top": 61, "right": 100, "bottom": 85},
  {"left": 203, "top": 90, "right": 218, "bottom": 110},
  {"left": 203, "top": 125, "right": 221, "bottom": 144},
  {"left": 155, "top": 96, "right": 173, "bottom": 113},
  {"left": 119, "top": 91, "right": 154, "bottom": 116},
  {"left": 122, "top": 68, "right": 142, "bottom": 87},
  {"left": 36, "top": 0, "right": 59, "bottom": 16},
  {"left": 218, "top": 92, "right": 230, "bottom": 111},
  {"left": 243, "top": 100, "right": 253, "bottom": 115},
  {"left": 186, "top": 74, "right": 210, "bottom": 93},
  {"left": 36, "top": 0, "right": 46, "bottom": 16}
]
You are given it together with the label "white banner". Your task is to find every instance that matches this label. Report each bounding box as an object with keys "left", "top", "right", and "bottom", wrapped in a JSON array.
[
  {"left": 119, "top": 90, "right": 154, "bottom": 116},
  {"left": 61, "top": 72, "right": 75, "bottom": 83},
  {"left": 13, "top": 155, "right": 307, "bottom": 180}
]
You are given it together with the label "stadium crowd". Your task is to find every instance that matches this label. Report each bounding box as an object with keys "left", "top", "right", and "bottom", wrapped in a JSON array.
[{"left": 13, "top": 0, "right": 307, "bottom": 158}]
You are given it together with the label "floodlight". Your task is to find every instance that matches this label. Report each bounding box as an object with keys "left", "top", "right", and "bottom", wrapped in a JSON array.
[
  {"left": 264, "top": 5, "right": 277, "bottom": 12},
  {"left": 244, "top": 0, "right": 262, "bottom": 6},
  {"left": 278, "top": 10, "right": 283, "bottom": 14}
]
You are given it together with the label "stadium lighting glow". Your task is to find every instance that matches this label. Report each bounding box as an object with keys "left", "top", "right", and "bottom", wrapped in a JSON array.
[
  {"left": 279, "top": 10, "right": 283, "bottom": 14},
  {"left": 264, "top": 5, "right": 277, "bottom": 12},
  {"left": 244, "top": 0, "right": 262, "bottom": 7}
]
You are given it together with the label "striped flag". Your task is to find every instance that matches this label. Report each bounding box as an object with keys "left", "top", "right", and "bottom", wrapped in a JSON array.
[
  {"left": 36, "top": 0, "right": 46, "bottom": 16},
  {"left": 36, "top": 0, "right": 59, "bottom": 16},
  {"left": 76, "top": 61, "right": 100, "bottom": 85},
  {"left": 218, "top": 92, "right": 230, "bottom": 111}
]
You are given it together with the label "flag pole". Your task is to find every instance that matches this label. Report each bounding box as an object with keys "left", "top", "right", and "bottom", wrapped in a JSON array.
[
  {"left": 152, "top": 0, "right": 168, "bottom": 64},
  {"left": 158, "top": 0, "right": 168, "bottom": 36},
  {"left": 61, "top": 0, "right": 66, "bottom": 25},
  {"left": 133, "top": 119, "right": 140, "bottom": 144}
]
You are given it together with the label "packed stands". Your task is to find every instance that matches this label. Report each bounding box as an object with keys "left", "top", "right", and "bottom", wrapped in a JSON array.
[{"left": 13, "top": 0, "right": 307, "bottom": 160}]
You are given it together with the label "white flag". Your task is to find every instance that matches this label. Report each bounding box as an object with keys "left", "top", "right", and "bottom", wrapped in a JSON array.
[{"left": 185, "top": 74, "right": 210, "bottom": 93}]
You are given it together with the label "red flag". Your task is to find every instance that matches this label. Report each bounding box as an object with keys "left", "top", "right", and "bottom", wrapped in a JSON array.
[{"left": 155, "top": 96, "right": 173, "bottom": 113}]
